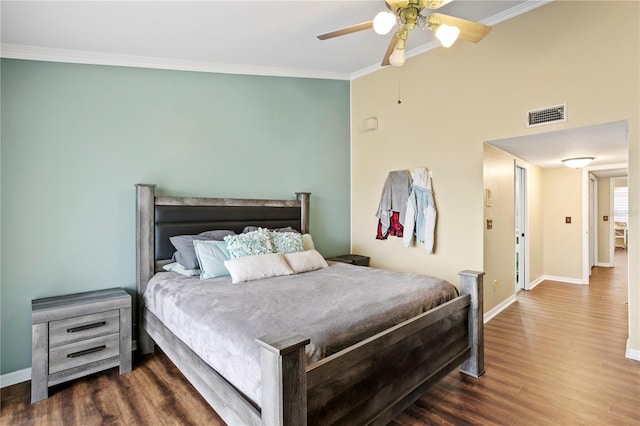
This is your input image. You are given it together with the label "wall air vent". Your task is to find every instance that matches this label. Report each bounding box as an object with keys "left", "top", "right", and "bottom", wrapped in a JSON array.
[{"left": 526, "top": 103, "right": 567, "bottom": 128}]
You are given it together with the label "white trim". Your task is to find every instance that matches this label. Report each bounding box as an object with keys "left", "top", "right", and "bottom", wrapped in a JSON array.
[
  {"left": 484, "top": 295, "right": 517, "bottom": 324},
  {"left": 610, "top": 178, "right": 616, "bottom": 265},
  {"left": 589, "top": 173, "right": 598, "bottom": 270},
  {"left": 2, "top": 1, "right": 552, "bottom": 82},
  {"left": 515, "top": 160, "right": 530, "bottom": 291},
  {"left": 528, "top": 275, "right": 545, "bottom": 290},
  {"left": 0, "top": 368, "right": 31, "bottom": 388},
  {"left": 351, "top": 0, "right": 552, "bottom": 79},
  {"left": 581, "top": 168, "right": 590, "bottom": 284},
  {"left": 541, "top": 274, "right": 587, "bottom": 285},
  {"left": 626, "top": 340, "right": 640, "bottom": 361},
  {"left": 0, "top": 43, "right": 351, "bottom": 81},
  {"left": 583, "top": 163, "right": 628, "bottom": 277},
  {"left": 481, "top": 0, "right": 553, "bottom": 27},
  {"left": 596, "top": 262, "right": 613, "bottom": 268}
]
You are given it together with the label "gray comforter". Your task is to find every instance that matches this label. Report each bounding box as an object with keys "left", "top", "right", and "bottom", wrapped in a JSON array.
[{"left": 143, "top": 262, "right": 458, "bottom": 406}]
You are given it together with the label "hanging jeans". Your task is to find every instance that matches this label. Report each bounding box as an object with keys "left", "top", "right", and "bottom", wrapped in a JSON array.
[{"left": 403, "top": 185, "right": 437, "bottom": 254}]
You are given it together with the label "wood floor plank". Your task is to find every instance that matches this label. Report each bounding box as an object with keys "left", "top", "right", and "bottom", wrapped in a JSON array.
[{"left": 1, "top": 249, "right": 638, "bottom": 425}]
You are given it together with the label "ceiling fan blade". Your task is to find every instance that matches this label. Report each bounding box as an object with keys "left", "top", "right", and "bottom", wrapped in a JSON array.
[
  {"left": 317, "top": 21, "right": 374, "bottom": 40},
  {"left": 381, "top": 36, "right": 399, "bottom": 66},
  {"left": 429, "top": 13, "right": 492, "bottom": 42}
]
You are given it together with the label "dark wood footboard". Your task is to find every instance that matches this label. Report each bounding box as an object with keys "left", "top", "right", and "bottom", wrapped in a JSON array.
[{"left": 256, "top": 271, "right": 484, "bottom": 426}]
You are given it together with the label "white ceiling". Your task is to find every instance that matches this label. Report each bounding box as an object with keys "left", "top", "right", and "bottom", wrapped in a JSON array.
[
  {"left": 1, "top": 0, "right": 547, "bottom": 79},
  {"left": 0, "top": 1, "right": 628, "bottom": 173},
  {"left": 488, "top": 120, "right": 629, "bottom": 176}
]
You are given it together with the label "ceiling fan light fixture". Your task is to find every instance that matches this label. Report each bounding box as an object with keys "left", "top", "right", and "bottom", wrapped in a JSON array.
[
  {"left": 389, "top": 48, "right": 406, "bottom": 66},
  {"left": 562, "top": 157, "right": 595, "bottom": 168},
  {"left": 373, "top": 11, "right": 396, "bottom": 35},
  {"left": 434, "top": 23, "right": 460, "bottom": 48}
]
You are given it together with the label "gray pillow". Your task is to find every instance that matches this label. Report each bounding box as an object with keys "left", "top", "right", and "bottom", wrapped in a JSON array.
[
  {"left": 170, "top": 230, "right": 236, "bottom": 269},
  {"left": 199, "top": 230, "right": 236, "bottom": 240}
]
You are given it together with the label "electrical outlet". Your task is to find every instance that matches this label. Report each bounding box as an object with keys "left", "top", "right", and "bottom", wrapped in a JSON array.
[{"left": 493, "top": 280, "right": 499, "bottom": 292}]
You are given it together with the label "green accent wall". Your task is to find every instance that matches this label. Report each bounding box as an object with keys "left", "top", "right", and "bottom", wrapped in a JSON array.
[{"left": 0, "top": 59, "right": 351, "bottom": 375}]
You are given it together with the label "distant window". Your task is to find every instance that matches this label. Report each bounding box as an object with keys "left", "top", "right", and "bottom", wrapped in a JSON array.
[{"left": 613, "top": 187, "right": 628, "bottom": 224}]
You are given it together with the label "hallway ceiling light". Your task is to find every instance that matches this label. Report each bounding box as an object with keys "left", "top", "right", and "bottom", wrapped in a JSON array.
[{"left": 562, "top": 157, "right": 595, "bottom": 168}]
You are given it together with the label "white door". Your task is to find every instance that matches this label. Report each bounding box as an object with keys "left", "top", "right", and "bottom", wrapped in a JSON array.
[
  {"left": 515, "top": 165, "right": 527, "bottom": 291},
  {"left": 589, "top": 174, "right": 597, "bottom": 272}
]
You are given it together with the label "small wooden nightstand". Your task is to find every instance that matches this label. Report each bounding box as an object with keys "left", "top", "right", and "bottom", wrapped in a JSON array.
[
  {"left": 326, "top": 254, "right": 370, "bottom": 267},
  {"left": 31, "top": 288, "right": 132, "bottom": 403}
]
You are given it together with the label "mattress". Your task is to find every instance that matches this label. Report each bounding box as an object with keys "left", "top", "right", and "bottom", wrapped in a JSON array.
[{"left": 143, "top": 262, "right": 458, "bottom": 406}]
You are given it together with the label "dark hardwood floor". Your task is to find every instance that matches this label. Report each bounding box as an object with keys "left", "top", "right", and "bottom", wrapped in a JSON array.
[{"left": 2, "top": 250, "right": 638, "bottom": 425}]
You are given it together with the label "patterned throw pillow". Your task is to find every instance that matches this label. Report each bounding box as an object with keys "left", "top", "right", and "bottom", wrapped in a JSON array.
[
  {"left": 270, "top": 231, "right": 304, "bottom": 254},
  {"left": 224, "top": 228, "right": 275, "bottom": 258}
]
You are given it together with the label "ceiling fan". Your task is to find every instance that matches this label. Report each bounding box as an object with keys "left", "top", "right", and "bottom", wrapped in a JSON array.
[{"left": 317, "top": 0, "right": 492, "bottom": 66}]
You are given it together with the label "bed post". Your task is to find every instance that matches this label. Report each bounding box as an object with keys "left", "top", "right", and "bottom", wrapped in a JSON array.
[
  {"left": 256, "top": 333, "right": 311, "bottom": 426},
  {"left": 135, "top": 183, "right": 156, "bottom": 354},
  {"left": 458, "top": 270, "right": 485, "bottom": 378},
  {"left": 295, "top": 192, "right": 311, "bottom": 234}
]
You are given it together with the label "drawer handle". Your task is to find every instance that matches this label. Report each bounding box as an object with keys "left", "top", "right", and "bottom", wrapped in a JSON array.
[
  {"left": 67, "top": 321, "right": 106, "bottom": 333},
  {"left": 67, "top": 345, "right": 106, "bottom": 358}
]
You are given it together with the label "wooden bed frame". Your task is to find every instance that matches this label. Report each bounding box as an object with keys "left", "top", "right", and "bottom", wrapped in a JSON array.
[{"left": 135, "top": 183, "right": 484, "bottom": 425}]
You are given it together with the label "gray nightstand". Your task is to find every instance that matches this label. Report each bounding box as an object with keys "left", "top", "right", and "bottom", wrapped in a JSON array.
[{"left": 31, "top": 288, "right": 132, "bottom": 403}]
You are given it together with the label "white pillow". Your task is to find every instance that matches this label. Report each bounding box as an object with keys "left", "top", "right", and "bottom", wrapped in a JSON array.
[
  {"left": 162, "top": 262, "right": 201, "bottom": 277},
  {"left": 284, "top": 250, "right": 328, "bottom": 274},
  {"left": 193, "top": 240, "right": 232, "bottom": 280},
  {"left": 224, "top": 253, "right": 294, "bottom": 284},
  {"left": 302, "top": 234, "right": 315, "bottom": 251}
]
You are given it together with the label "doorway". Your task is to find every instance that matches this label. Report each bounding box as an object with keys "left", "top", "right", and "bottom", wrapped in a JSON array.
[
  {"left": 515, "top": 163, "right": 527, "bottom": 291},
  {"left": 589, "top": 173, "right": 597, "bottom": 274}
]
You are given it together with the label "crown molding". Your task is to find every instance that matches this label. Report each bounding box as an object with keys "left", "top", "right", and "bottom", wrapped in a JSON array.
[
  {"left": 0, "top": 43, "right": 351, "bottom": 81},
  {"left": 1, "top": 1, "right": 552, "bottom": 81}
]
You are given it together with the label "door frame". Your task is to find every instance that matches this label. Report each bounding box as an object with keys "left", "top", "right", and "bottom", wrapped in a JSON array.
[
  {"left": 589, "top": 172, "right": 597, "bottom": 273},
  {"left": 515, "top": 160, "right": 529, "bottom": 291},
  {"left": 581, "top": 163, "right": 627, "bottom": 283}
]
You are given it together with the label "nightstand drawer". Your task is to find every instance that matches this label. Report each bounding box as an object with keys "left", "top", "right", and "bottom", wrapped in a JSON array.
[
  {"left": 49, "top": 333, "right": 120, "bottom": 374},
  {"left": 49, "top": 310, "right": 120, "bottom": 347}
]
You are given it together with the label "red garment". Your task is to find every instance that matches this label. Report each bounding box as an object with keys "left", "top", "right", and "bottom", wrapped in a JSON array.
[{"left": 376, "top": 211, "right": 404, "bottom": 240}]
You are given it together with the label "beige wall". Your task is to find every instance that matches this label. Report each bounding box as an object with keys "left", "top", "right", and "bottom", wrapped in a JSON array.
[
  {"left": 483, "top": 144, "right": 515, "bottom": 311},
  {"left": 351, "top": 1, "right": 639, "bottom": 353},
  {"left": 598, "top": 177, "right": 611, "bottom": 265},
  {"left": 482, "top": 144, "right": 544, "bottom": 311},
  {"left": 542, "top": 168, "right": 583, "bottom": 279}
]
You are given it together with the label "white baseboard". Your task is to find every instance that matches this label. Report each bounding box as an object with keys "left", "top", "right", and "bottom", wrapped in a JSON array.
[
  {"left": 626, "top": 340, "right": 640, "bottom": 361},
  {"left": 1, "top": 340, "right": 138, "bottom": 389},
  {"left": 0, "top": 368, "right": 31, "bottom": 388},
  {"left": 596, "top": 262, "right": 613, "bottom": 268},
  {"left": 541, "top": 274, "right": 587, "bottom": 285},
  {"left": 484, "top": 295, "right": 517, "bottom": 324},
  {"left": 527, "top": 275, "right": 545, "bottom": 290}
]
